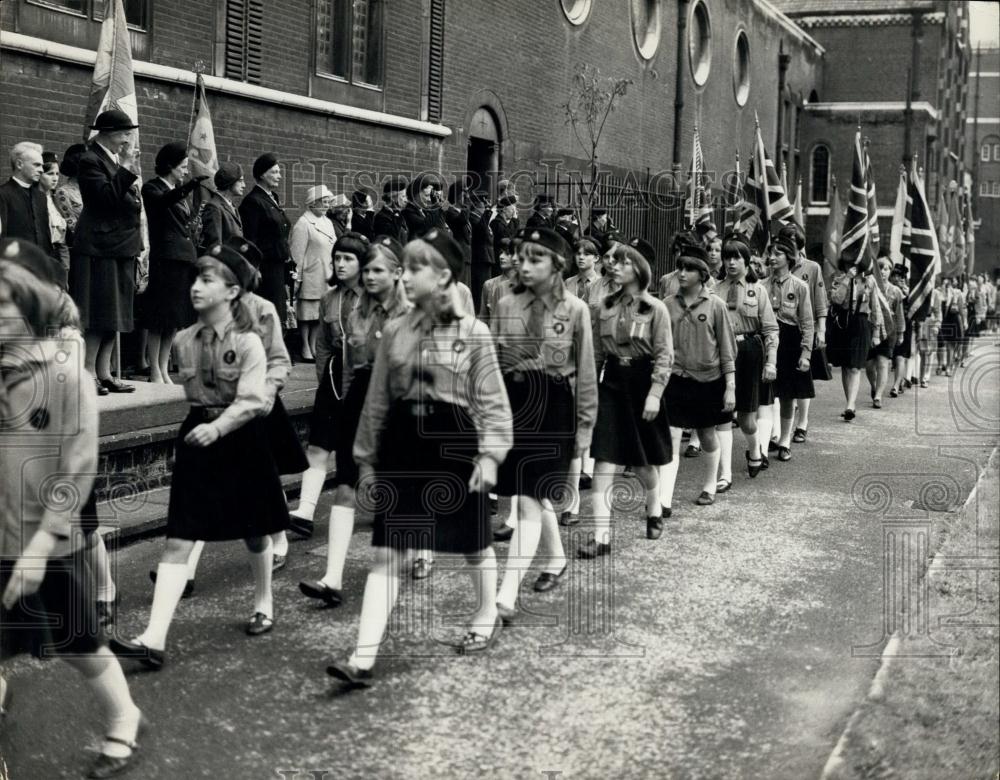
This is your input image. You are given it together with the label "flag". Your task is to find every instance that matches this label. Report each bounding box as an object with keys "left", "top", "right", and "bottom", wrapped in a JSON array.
[
  {"left": 940, "top": 181, "right": 964, "bottom": 277},
  {"left": 84, "top": 0, "right": 140, "bottom": 174},
  {"left": 792, "top": 176, "right": 804, "bottom": 229},
  {"left": 188, "top": 74, "right": 219, "bottom": 189},
  {"left": 906, "top": 168, "right": 942, "bottom": 320},
  {"left": 688, "top": 128, "right": 713, "bottom": 228},
  {"left": 839, "top": 131, "right": 870, "bottom": 269},
  {"left": 822, "top": 176, "right": 844, "bottom": 283},
  {"left": 889, "top": 167, "right": 908, "bottom": 266},
  {"left": 864, "top": 144, "right": 880, "bottom": 265},
  {"left": 743, "top": 121, "right": 794, "bottom": 251},
  {"left": 964, "top": 182, "right": 976, "bottom": 275},
  {"left": 723, "top": 152, "right": 741, "bottom": 234},
  {"left": 780, "top": 162, "right": 789, "bottom": 198}
]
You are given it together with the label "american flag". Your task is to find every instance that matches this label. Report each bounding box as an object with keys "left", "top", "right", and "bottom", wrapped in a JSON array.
[{"left": 906, "top": 166, "right": 941, "bottom": 320}]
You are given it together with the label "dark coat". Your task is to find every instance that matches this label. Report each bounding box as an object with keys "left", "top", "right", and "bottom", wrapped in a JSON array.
[
  {"left": 372, "top": 205, "right": 408, "bottom": 244},
  {"left": 0, "top": 179, "right": 55, "bottom": 259},
  {"left": 199, "top": 191, "right": 243, "bottom": 252},
  {"left": 239, "top": 185, "right": 291, "bottom": 323},
  {"left": 141, "top": 177, "right": 199, "bottom": 332},
  {"left": 72, "top": 144, "right": 142, "bottom": 258},
  {"left": 350, "top": 210, "right": 374, "bottom": 241},
  {"left": 490, "top": 214, "right": 519, "bottom": 259},
  {"left": 526, "top": 211, "right": 555, "bottom": 230},
  {"left": 402, "top": 201, "right": 448, "bottom": 241},
  {"left": 470, "top": 209, "right": 494, "bottom": 268}
]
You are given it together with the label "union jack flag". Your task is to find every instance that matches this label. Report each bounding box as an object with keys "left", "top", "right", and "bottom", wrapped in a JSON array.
[{"left": 905, "top": 166, "right": 941, "bottom": 320}]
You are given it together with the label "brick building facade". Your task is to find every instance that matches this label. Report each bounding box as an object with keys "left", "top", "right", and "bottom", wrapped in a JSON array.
[{"left": 967, "top": 45, "right": 999, "bottom": 277}]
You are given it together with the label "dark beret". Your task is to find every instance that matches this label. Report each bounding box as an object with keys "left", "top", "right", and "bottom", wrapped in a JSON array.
[
  {"left": 59, "top": 143, "right": 87, "bottom": 177},
  {"left": 223, "top": 236, "right": 263, "bottom": 269},
  {"left": 498, "top": 195, "right": 518, "bottom": 208},
  {"left": 203, "top": 244, "right": 257, "bottom": 291},
  {"left": 591, "top": 208, "right": 608, "bottom": 218},
  {"left": 333, "top": 231, "right": 370, "bottom": 262},
  {"left": 214, "top": 161, "right": 243, "bottom": 191},
  {"left": 42, "top": 151, "right": 59, "bottom": 167},
  {"left": 0, "top": 238, "right": 67, "bottom": 288},
  {"left": 678, "top": 242, "right": 709, "bottom": 263},
  {"left": 154, "top": 142, "right": 188, "bottom": 177},
  {"left": 628, "top": 237, "right": 656, "bottom": 267},
  {"left": 533, "top": 193, "right": 554, "bottom": 207},
  {"left": 421, "top": 228, "right": 465, "bottom": 282},
  {"left": 252, "top": 152, "right": 279, "bottom": 181},
  {"left": 382, "top": 175, "right": 409, "bottom": 195},
  {"left": 602, "top": 230, "right": 628, "bottom": 254},
  {"left": 518, "top": 226, "right": 571, "bottom": 268},
  {"left": 370, "top": 235, "right": 404, "bottom": 266}
]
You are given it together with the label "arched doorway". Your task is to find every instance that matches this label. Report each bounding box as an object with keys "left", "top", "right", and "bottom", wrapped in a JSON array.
[{"left": 467, "top": 107, "right": 500, "bottom": 196}]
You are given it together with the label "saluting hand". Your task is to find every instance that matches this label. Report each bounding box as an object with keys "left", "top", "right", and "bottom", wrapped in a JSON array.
[
  {"left": 641, "top": 394, "right": 660, "bottom": 422},
  {"left": 722, "top": 385, "right": 736, "bottom": 413},
  {"left": 185, "top": 423, "right": 220, "bottom": 447},
  {"left": 468, "top": 456, "right": 497, "bottom": 494}
]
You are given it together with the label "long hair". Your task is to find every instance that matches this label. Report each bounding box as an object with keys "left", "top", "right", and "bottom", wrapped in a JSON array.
[
  {"left": 722, "top": 237, "right": 756, "bottom": 283},
  {"left": 401, "top": 240, "right": 460, "bottom": 322},
  {"left": 0, "top": 260, "right": 60, "bottom": 336},
  {"left": 195, "top": 257, "right": 256, "bottom": 333},
  {"left": 610, "top": 244, "right": 651, "bottom": 292}
]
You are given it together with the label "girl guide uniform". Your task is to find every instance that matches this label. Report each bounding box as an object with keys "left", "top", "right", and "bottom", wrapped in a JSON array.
[
  {"left": 490, "top": 228, "right": 597, "bottom": 618},
  {"left": 767, "top": 236, "right": 815, "bottom": 403}
]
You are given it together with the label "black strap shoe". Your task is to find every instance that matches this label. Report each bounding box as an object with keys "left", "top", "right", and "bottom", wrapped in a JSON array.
[
  {"left": 533, "top": 566, "right": 566, "bottom": 592},
  {"left": 559, "top": 512, "right": 580, "bottom": 527},
  {"left": 288, "top": 514, "right": 315, "bottom": 538},
  {"left": 99, "top": 377, "right": 136, "bottom": 393},
  {"left": 746, "top": 450, "right": 762, "bottom": 478},
  {"left": 298, "top": 580, "right": 344, "bottom": 607},
  {"left": 777, "top": 446, "right": 792, "bottom": 462},
  {"left": 646, "top": 516, "right": 664, "bottom": 540},
  {"left": 695, "top": 491, "right": 715, "bottom": 506},
  {"left": 86, "top": 714, "right": 148, "bottom": 779},
  {"left": 492, "top": 525, "right": 514, "bottom": 542},
  {"left": 577, "top": 539, "right": 611, "bottom": 559},
  {"left": 326, "top": 661, "right": 374, "bottom": 688},
  {"left": 109, "top": 637, "right": 164, "bottom": 670}
]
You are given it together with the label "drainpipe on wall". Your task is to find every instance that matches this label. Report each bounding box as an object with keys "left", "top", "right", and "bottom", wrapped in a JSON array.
[
  {"left": 672, "top": 0, "right": 691, "bottom": 181},
  {"left": 775, "top": 44, "right": 791, "bottom": 165}
]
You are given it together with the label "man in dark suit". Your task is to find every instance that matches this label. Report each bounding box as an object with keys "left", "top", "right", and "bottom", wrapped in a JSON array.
[
  {"left": 526, "top": 193, "right": 556, "bottom": 229},
  {"left": 67, "top": 109, "right": 143, "bottom": 395},
  {"left": 490, "top": 194, "right": 519, "bottom": 260},
  {"left": 372, "top": 175, "right": 409, "bottom": 244},
  {"left": 0, "top": 141, "right": 56, "bottom": 263}
]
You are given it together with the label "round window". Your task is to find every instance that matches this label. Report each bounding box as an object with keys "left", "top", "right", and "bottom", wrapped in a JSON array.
[
  {"left": 631, "top": 0, "right": 661, "bottom": 60},
  {"left": 733, "top": 30, "right": 751, "bottom": 106},
  {"left": 689, "top": 0, "right": 712, "bottom": 87},
  {"left": 560, "top": 0, "right": 593, "bottom": 25}
]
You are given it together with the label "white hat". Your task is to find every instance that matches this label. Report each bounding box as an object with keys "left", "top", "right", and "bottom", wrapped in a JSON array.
[
  {"left": 305, "top": 184, "right": 333, "bottom": 204},
  {"left": 330, "top": 193, "right": 350, "bottom": 209}
]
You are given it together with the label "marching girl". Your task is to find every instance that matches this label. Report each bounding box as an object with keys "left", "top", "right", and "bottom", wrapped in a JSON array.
[
  {"left": 478, "top": 237, "right": 518, "bottom": 326},
  {"left": 111, "top": 244, "right": 289, "bottom": 668},
  {"left": 937, "top": 277, "right": 962, "bottom": 376},
  {"left": 657, "top": 243, "right": 737, "bottom": 509},
  {"left": 582, "top": 244, "right": 672, "bottom": 557},
  {"left": 865, "top": 256, "right": 905, "bottom": 408},
  {"left": 712, "top": 235, "right": 778, "bottom": 489},
  {"left": 1, "top": 255, "right": 145, "bottom": 778},
  {"left": 491, "top": 228, "right": 597, "bottom": 619},
  {"left": 298, "top": 236, "right": 410, "bottom": 608},
  {"left": 765, "top": 233, "right": 814, "bottom": 457},
  {"left": 889, "top": 263, "right": 913, "bottom": 397},
  {"left": 325, "top": 229, "right": 512, "bottom": 688},
  {"left": 917, "top": 279, "right": 944, "bottom": 387},
  {"left": 826, "top": 251, "right": 882, "bottom": 420},
  {"left": 288, "top": 232, "right": 367, "bottom": 537}
]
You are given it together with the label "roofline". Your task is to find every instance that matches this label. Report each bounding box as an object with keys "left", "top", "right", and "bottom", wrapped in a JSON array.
[
  {"left": 752, "top": 0, "right": 826, "bottom": 54},
  {"left": 792, "top": 11, "right": 946, "bottom": 28},
  {"left": 805, "top": 100, "right": 940, "bottom": 120}
]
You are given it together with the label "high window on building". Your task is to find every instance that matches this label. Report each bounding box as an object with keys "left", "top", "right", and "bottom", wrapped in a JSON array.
[
  {"left": 316, "top": 0, "right": 384, "bottom": 88},
  {"left": 733, "top": 30, "right": 750, "bottom": 106},
  {"left": 224, "top": 0, "right": 263, "bottom": 84},
  {"left": 688, "top": 0, "right": 712, "bottom": 87},
  {"left": 630, "top": 0, "right": 661, "bottom": 60},
  {"left": 810, "top": 144, "right": 830, "bottom": 204},
  {"left": 560, "top": 0, "right": 593, "bottom": 25},
  {"left": 19, "top": 0, "right": 150, "bottom": 56}
]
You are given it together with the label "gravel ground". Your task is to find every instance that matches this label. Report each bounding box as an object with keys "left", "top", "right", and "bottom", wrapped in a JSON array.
[{"left": 2, "top": 341, "right": 997, "bottom": 780}]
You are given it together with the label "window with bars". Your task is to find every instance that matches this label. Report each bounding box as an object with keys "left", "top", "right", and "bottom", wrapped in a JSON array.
[
  {"left": 316, "top": 0, "right": 384, "bottom": 88},
  {"left": 20, "top": 0, "right": 150, "bottom": 56},
  {"left": 27, "top": 0, "right": 148, "bottom": 28},
  {"left": 426, "top": 0, "right": 445, "bottom": 121},
  {"left": 810, "top": 144, "right": 830, "bottom": 204},
  {"left": 224, "top": 0, "right": 263, "bottom": 84}
]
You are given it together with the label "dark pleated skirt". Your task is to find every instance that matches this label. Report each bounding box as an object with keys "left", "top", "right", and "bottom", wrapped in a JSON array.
[
  {"left": 592, "top": 356, "right": 672, "bottom": 467},
  {"left": 892, "top": 320, "right": 913, "bottom": 359},
  {"left": 0, "top": 553, "right": 103, "bottom": 660},
  {"left": 941, "top": 311, "right": 964, "bottom": 343},
  {"left": 266, "top": 395, "right": 308, "bottom": 476},
  {"left": 167, "top": 408, "right": 290, "bottom": 541},
  {"left": 868, "top": 337, "right": 894, "bottom": 360},
  {"left": 370, "top": 401, "right": 490, "bottom": 555},
  {"left": 665, "top": 374, "right": 731, "bottom": 429},
  {"left": 733, "top": 335, "right": 764, "bottom": 413},
  {"left": 495, "top": 371, "right": 576, "bottom": 502},
  {"left": 826, "top": 307, "right": 872, "bottom": 369},
  {"left": 80, "top": 487, "right": 99, "bottom": 536},
  {"left": 331, "top": 366, "right": 372, "bottom": 488},
  {"left": 775, "top": 320, "right": 816, "bottom": 399},
  {"left": 811, "top": 345, "right": 833, "bottom": 381},
  {"left": 308, "top": 353, "right": 344, "bottom": 452},
  {"left": 142, "top": 256, "right": 197, "bottom": 332},
  {"left": 68, "top": 252, "right": 136, "bottom": 332}
]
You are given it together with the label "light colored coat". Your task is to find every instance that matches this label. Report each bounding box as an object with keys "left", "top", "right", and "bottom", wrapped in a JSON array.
[{"left": 289, "top": 210, "right": 336, "bottom": 301}]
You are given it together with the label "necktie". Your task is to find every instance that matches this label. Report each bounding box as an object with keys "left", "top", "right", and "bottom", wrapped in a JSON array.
[
  {"left": 582, "top": 276, "right": 592, "bottom": 302},
  {"left": 527, "top": 297, "right": 545, "bottom": 358},
  {"left": 726, "top": 283, "right": 740, "bottom": 310},
  {"left": 199, "top": 327, "right": 216, "bottom": 387}
]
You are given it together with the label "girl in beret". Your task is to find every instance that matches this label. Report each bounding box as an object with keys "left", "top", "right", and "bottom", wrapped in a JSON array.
[
  {"left": 298, "top": 236, "right": 410, "bottom": 609},
  {"left": 325, "top": 230, "right": 512, "bottom": 688},
  {"left": 111, "top": 246, "right": 289, "bottom": 668},
  {"left": 491, "top": 227, "right": 597, "bottom": 619}
]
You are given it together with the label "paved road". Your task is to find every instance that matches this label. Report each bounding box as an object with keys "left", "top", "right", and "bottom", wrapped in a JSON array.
[{"left": 3, "top": 341, "right": 998, "bottom": 780}]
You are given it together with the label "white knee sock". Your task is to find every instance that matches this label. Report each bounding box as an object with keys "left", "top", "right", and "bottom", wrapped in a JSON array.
[
  {"left": 293, "top": 466, "right": 327, "bottom": 520},
  {"left": 689, "top": 430, "right": 701, "bottom": 449},
  {"left": 582, "top": 453, "right": 594, "bottom": 477},
  {"left": 796, "top": 398, "right": 811, "bottom": 431},
  {"left": 502, "top": 498, "right": 519, "bottom": 529},
  {"left": 271, "top": 531, "right": 289, "bottom": 557},
  {"left": 745, "top": 429, "right": 759, "bottom": 463},
  {"left": 186, "top": 540, "right": 205, "bottom": 580},
  {"left": 567, "top": 457, "right": 582, "bottom": 515},
  {"left": 717, "top": 427, "right": 733, "bottom": 483},
  {"left": 659, "top": 428, "right": 683, "bottom": 509},
  {"left": 592, "top": 473, "right": 614, "bottom": 545},
  {"left": 248, "top": 540, "right": 274, "bottom": 618},
  {"left": 89, "top": 535, "right": 117, "bottom": 603},
  {"left": 538, "top": 507, "right": 567, "bottom": 575},
  {"left": 756, "top": 407, "right": 773, "bottom": 458},
  {"left": 86, "top": 652, "right": 141, "bottom": 758},
  {"left": 322, "top": 505, "right": 355, "bottom": 589},
  {"left": 137, "top": 562, "right": 189, "bottom": 650},
  {"left": 496, "top": 511, "right": 542, "bottom": 610},
  {"left": 349, "top": 567, "right": 400, "bottom": 670},
  {"left": 702, "top": 446, "right": 722, "bottom": 495},
  {"left": 467, "top": 550, "right": 499, "bottom": 630}
]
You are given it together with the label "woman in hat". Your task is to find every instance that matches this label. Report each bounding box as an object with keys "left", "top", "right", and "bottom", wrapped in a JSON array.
[
  {"left": 582, "top": 244, "right": 672, "bottom": 558},
  {"left": 373, "top": 175, "right": 409, "bottom": 244},
  {"left": 53, "top": 143, "right": 87, "bottom": 244},
  {"left": 711, "top": 236, "right": 778, "bottom": 489},
  {"left": 0, "top": 256, "right": 146, "bottom": 779},
  {"left": 141, "top": 142, "right": 208, "bottom": 384},
  {"left": 290, "top": 184, "right": 336, "bottom": 362},
  {"left": 657, "top": 243, "right": 737, "bottom": 510},
  {"left": 325, "top": 229, "right": 512, "bottom": 688},
  {"left": 326, "top": 193, "right": 352, "bottom": 239},
  {"left": 825, "top": 251, "right": 882, "bottom": 419},
  {"left": 765, "top": 234, "right": 815, "bottom": 455},
  {"left": 199, "top": 162, "right": 245, "bottom": 251},
  {"left": 39, "top": 152, "right": 70, "bottom": 270},
  {"left": 491, "top": 227, "right": 597, "bottom": 620},
  {"left": 239, "top": 153, "right": 291, "bottom": 325},
  {"left": 298, "top": 236, "right": 410, "bottom": 608},
  {"left": 287, "top": 232, "right": 368, "bottom": 537},
  {"left": 111, "top": 244, "right": 289, "bottom": 668}
]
